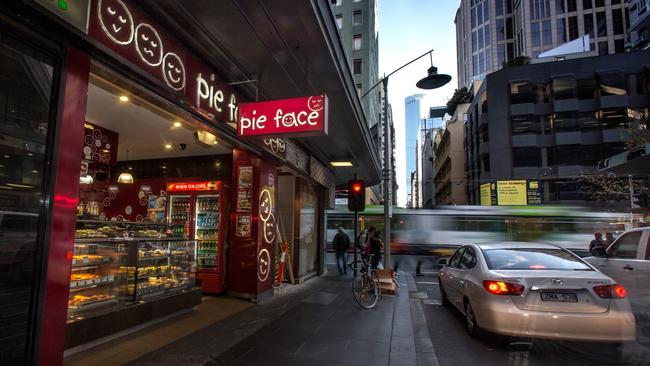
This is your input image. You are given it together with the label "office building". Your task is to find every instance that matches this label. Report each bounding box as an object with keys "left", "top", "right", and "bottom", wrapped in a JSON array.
[
  {"left": 417, "top": 106, "right": 447, "bottom": 207},
  {"left": 464, "top": 50, "right": 650, "bottom": 207},
  {"left": 628, "top": 0, "right": 650, "bottom": 49},
  {"left": 405, "top": 94, "right": 425, "bottom": 207},
  {"left": 455, "top": 0, "right": 630, "bottom": 89},
  {"left": 434, "top": 104, "right": 469, "bottom": 205}
]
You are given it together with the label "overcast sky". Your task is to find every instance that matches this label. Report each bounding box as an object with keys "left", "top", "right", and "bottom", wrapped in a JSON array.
[{"left": 378, "top": 0, "right": 460, "bottom": 207}]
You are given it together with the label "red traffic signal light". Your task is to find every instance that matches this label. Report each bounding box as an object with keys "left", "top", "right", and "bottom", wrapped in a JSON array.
[{"left": 348, "top": 180, "right": 365, "bottom": 212}]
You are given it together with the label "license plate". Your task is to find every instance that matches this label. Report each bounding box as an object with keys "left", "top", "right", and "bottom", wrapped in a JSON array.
[{"left": 540, "top": 292, "right": 578, "bottom": 302}]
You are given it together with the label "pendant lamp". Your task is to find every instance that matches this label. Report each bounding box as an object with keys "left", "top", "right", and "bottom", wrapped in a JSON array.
[{"left": 117, "top": 150, "right": 134, "bottom": 184}]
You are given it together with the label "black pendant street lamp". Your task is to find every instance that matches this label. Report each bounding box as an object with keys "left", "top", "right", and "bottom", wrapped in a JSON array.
[{"left": 361, "top": 49, "right": 450, "bottom": 268}]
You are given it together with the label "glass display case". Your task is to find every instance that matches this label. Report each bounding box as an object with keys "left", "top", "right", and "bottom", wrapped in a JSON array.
[{"left": 68, "top": 220, "right": 196, "bottom": 323}]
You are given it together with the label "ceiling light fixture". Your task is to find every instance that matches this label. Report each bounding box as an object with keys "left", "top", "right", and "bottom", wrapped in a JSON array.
[
  {"left": 330, "top": 161, "right": 354, "bottom": 167},
  {"left": 194, "top": 130, "right": 218, "bottom": 147},
  {"left": 165, "top": 144, "right": 172, "bottom": 149},
  {"left": 173, "top": 122, "right": 182, "bottom": 128},
  {"left": 119, "top": 95, "right": 129, "bottom": 102}
]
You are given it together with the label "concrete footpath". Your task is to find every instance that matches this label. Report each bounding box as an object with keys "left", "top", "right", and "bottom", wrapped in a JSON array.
[{"left": 127, "top": 268, "right": 440, "bottom": 366}]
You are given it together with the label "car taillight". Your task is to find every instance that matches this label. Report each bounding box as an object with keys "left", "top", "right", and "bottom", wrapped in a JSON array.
[
  {"left": 593, "top": 284, "right": 627, "bottom": 299},
  {"left": 482, "top": 280, "right": 525, "bottom": 296}
]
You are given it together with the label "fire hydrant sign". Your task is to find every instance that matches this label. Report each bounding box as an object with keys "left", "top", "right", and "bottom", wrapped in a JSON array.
[{"left": 238, "top": 95, "right": 328, "bottom": 138}]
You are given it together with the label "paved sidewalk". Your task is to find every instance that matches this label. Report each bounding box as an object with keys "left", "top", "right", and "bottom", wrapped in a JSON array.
[{"left": 127, "top": 268, "right": 439, "bottom": 366}]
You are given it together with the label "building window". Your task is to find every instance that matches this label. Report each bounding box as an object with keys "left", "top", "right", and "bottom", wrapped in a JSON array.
[
  {"left": 612, "top": 9, "right": 624, "bottom": 35},
  {"left": 552, "top": 76, "right": 576, "bottom": 100},
  {"left": 353, "top": 34, "right": 362, "bottom": 50},
  {"left": 353, "top": 59, "right": 362, "bottom": 74},
  {"left": 627, "top": 73, "right": 646, "bottom": 95},
  {"left": 554, "top": 145, "right": 583, "bottom": 165},
  {"left": 556, "top": 0, "right": 565, "bottom": 14},
  {"left": 533, "top": 84, "right": 550, "bottom": 103},
  {"left": 567, "top": 0, "right": 577, "bottom": 12},
  {"left": 331, "top": 0, "right": 342, "bottom": 6},
  {"left": 577, "top": 78, "right": 595, "bottom": 99},
  {"left": 511, "top": 114, "right": 541, "bottom": 135},
  {"left": 568, "top": 16, "right": 578, "bottom": 40},
  {"left": 597, "top": 41, "right": 608, "bottom": 55},
  {"left": 583, "top": 0, "right": 592, "bottom": 9},
  {"left": 614, "top": 39, "right": 625, "bottom": 53},
  {"left": 356, "top": 83, "right": 362, "bottom": 96},
  {"left": 599, "top": 72, "right": 625, "bottom": 96},
  {"left": 513, "top": 147, "right": 542, "bottom": 167},
  {"left": 578, "top": 112, "right": 599, "bottom": 131},
  {"left": 555, "top": 111, "right": 579, "bottom": 132},
  {"left": 595, "top": 0, "right": 604, "bottom": 7},
  {"left": 583, "top": 13, "right": 594, "bottom": 37},
  {"left": 556, "top": 18, "right": 567, "bottom": 43},
  {"left": 335, "top": 14, "right": 343, "bottom": 29},
  {"left": 353, "top": 10, "right": 362, "bottom": 25},
  {"left": 510, "top": 81, "right": 533, "bottom": 104},
  {"left": 596, "top": 11, "right": 607, "bottom": 37},
  {"left": 600, "top": 108, "right": 627, "bottom": 129}
]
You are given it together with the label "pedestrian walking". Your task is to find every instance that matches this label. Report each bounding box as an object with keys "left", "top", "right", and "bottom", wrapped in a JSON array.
[
  {"left": 369, "top": 230, "right": 383, "bottom": 269},
  {"left": 589, "top": 232, "right": 604, "bottom": 254},
  {"left": 333, "top": 227, "right": 351, "bottom": 275},
  {"left": 603, "top": 232, "right": 615, "bottom": 247}
]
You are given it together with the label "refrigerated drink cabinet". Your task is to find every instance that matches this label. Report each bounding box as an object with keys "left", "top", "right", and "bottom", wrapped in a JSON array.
[{"left": 166, "top": 181, "right": 227, "bottom": 294}]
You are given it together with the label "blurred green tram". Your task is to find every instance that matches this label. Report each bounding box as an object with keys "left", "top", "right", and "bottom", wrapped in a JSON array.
[{"left": 325, "top": 205, "right": 642, "bottom": 257}]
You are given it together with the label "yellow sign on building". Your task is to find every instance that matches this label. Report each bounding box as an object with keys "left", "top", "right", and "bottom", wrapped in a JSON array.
[
  {"left": 496, "top": 180, "right": 527, "bottom": 205},
  {"left": 480, "top": 183, "right": 491, "bottom": 206}
]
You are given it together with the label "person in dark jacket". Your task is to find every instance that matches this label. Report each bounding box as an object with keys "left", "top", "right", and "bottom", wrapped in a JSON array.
[
  {"left": 332, "top": 227, "right": 351, "bottom": 275},
  {"left": 589, "top": 232, "right": 604, "bottom": 254},
  {"left": 369, "top": 230, "right": 383, "bottom": 269}
]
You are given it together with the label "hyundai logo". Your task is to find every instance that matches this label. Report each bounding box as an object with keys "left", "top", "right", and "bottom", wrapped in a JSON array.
[{"left": 551, "top": 279, "right": 564, "bottom": 285}]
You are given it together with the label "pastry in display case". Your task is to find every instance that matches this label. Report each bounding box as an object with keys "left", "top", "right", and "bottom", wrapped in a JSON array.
[{"left": 68, "top": 220, "right": 196, "bottom": 323}]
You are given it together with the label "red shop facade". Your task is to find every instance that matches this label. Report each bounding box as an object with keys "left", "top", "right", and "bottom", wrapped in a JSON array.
[{"left": 0, "top": 0, "right": 377, "bottom": 365}]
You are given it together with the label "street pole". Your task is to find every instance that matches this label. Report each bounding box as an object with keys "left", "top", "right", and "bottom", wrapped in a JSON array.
[
  {"left": 382, "top": 77, "right": 391, "bottom": 269},
  {"left": 353, "top": 210, "right": 358, "bottom": 277}
]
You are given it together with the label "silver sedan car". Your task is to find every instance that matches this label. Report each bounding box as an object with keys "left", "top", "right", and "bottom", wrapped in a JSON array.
[{"left": 438, "top": 242, "right": 636, "bottom": 342}]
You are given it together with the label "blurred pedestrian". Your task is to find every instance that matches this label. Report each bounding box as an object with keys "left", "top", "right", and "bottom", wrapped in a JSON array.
[
  {"left": 603, "top": 232, "right": 615, "bottom": 247},
  {"left": 333, "top": 227, "right": 351, "bottom": 275},
  {"left": 369, "top": 230, "right": 383, "bottom": 269},
  {"left": 357, "top": 226, "right": 376, "bottom": 256},
  {"left": 589, "top": 232, "right": 604, "bottom": 254}
]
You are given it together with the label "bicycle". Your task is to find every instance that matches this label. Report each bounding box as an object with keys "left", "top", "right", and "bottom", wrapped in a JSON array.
[{"left": 349, "top": 254, "right": 380, "bottom": 309}]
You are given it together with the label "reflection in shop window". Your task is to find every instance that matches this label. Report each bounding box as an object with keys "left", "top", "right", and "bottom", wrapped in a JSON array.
[
  {"left": 599, "top": 72, "right": 626, "bottom": 96},
  {"left": 599, "top": 108, "right": 628, "bottom": 129},
  {"left": 552, "top": 76, "right": 576, "bottom": 100},
  {"left": 577, "top": 78, "right": 595, "bottom": 100},
  {"left": 555, "top": 111, "right": 579, "bottom": 132}
]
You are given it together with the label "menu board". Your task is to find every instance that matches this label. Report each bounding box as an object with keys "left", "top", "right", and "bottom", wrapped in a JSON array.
[
  {"left": 235, "top": 165, "right": 254, "bottom": 238},
  {"left": 235, "top": 214, "right": 252, "bottom": 237}
]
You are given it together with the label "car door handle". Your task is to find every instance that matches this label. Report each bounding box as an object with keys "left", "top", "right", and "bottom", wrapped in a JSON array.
[{"left": 623, "top": 265, "right": 634, "bottom": 271}]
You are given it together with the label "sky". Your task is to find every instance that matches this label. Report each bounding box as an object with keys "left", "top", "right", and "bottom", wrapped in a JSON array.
[{"left": 378, "top": 0, "right": 460, "bottom": 207}]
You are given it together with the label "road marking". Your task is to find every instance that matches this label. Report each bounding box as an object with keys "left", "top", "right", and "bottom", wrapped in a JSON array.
[
  {"left": 409, "top": 292, "right": 429, "bottom": 299},
  {"left": 422, "top": 299, "right": 442, "bottom": 306},
  {"left": 416, "top": 281, "right": 439, "bottom": 285}
]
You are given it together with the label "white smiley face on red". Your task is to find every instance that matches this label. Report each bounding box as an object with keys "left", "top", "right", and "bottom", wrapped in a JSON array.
[
  {"left": 307, "top": 95, "right": 325, "bottom": 112},
  {"left": 162, "top": 53, "right": 186, "bottom": 91},
  {"left": 98, "top": 0, "right": 134, "bottom": 45},
  {"left": 135, "top": 23, "right": 163, "bottom": 66}
]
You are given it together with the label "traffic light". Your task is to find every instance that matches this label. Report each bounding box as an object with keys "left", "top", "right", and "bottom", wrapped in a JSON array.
[{"left": 348, "top": 180, "right": 365, "bottom": 212}]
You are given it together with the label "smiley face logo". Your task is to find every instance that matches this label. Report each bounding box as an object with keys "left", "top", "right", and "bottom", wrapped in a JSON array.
[
  {"left": 257, "top": 249, "right": 271, "bottom": 282},
  {"left": 307, "top": 95, "right": 325, "bottom": 112},
  {"left": 162, "top": 53, "right": 186, "bottom": 91},
  {"left": 263, "top": 214, "right": 276, "bottom": 244},
  {"left": 259, "top": 189, "right": 272, "bottom": 222},
  {"left": 135, "top": 23, "right": 163, "bottom": 66},
  {"left": 98, "top": 0, "right": 134, "bottom": 45}
]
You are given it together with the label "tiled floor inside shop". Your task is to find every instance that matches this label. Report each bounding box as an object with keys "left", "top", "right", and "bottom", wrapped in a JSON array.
[{"left": 63, "top": 296, "right": 253, "bottom": 366}]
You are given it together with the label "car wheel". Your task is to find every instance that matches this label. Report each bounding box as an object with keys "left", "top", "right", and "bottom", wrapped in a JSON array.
[
  {"left": 439, "top": 281, "right": 451, "bottom": 307},
  {"left": 465, "top": 301, "right": 482, "bottom": 338}
]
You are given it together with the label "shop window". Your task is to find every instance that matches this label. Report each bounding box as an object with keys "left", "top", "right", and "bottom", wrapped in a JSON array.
[
  {"left": 511, "top": 114, "right": 541, "bottom": 135},
  {"left": 0, "top": 31, "right": 56, "bottom": 365},
  {"left": 297, "top": 180, "right": 318, "bottom": 277},
  {"left": 513, "top": 147, "right": 542, "bottom": 167},
  {"left": 576, "top": 78, "right": 595, "bottom": 100},
  {"left": 353, "top": 59, "right": 362, "bottom": 74},
  {"left": 335, "top": 14, "right": 343, "bottom": 29},
  {"left": 578, "top": 111, "right": 599, "bottom": 131},
  {"left": 600, "top": 108, "right": 627, "bottom": 129},
  {"left": 552, "top": 76, "right": 576, "bottom": 100},
  {"left": 353, "top": 10, "right": 362, "bottom": 25},
  {"left": 599, "top": 72, "right": 626, "bottom": 96},
  {"left": 555, "top": 111, "right": 579, "bottom": 132},
  {"left": 510, "top": 81, "right": 533, "bottom": 104},
  {"left": 353, "top": 34, "right": 362, "bottom": 50}
]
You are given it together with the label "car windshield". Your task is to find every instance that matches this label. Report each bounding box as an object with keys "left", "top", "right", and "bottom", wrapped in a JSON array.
[{"left": 483, "top": 248, "right": 593, "bottom": 271}]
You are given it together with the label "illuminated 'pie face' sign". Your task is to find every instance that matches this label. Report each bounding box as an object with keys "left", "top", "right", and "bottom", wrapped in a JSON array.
[
  {"left": 258, "top": 249, "right": 270, "bottom": 282},
  {"left": 135, "top": 23, "right": 163, "bottom": 66},
  {"left": 259, "top": 189, "right": 272, "bottom": 222},
  {"left": 98, "top": 0, "right": 134, "bottom": 45},
  {"left": 263, "top": 214, "right": 276, "bottom": 244},
  {"left": 307, "top": 95, "right": 325, "bottom": 112},
  {"left": 162, "top": 53, "right": 186, "bottom": 91}
]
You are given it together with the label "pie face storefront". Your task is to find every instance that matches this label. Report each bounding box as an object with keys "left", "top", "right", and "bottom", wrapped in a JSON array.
[{"left": 0, "top": 1, "right": 380, "bottom": 365}]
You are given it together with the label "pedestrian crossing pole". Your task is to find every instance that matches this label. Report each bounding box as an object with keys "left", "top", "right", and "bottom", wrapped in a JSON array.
[{"left": 353, "top": 210, "right": 358, "bottom": 278}]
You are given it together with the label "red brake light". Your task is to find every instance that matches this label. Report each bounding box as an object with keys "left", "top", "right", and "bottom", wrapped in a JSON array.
[
  {"left": 593, "top": 284, "right": 627, "bottom": 299},
  {"left": 482, "top": 280, "right": 524, "bottom": 296}
]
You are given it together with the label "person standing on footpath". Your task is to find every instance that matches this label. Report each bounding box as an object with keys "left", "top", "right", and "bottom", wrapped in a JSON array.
[
  {"left": 333, "top": 227, "right": 351, "bottom": 275},
  {"left": 369, "top": 230, "right": 383, "bottom": 269},
  {"left": 589, "top": 232, "right": 604, "bottom": 254},
  {"left": 357, "top": 226, "right": 376, "bottom": 256}
]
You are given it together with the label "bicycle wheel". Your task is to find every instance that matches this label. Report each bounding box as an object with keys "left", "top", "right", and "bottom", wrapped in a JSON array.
[{"left": 352, "top": 273, "right": 379, "bottom": 309}]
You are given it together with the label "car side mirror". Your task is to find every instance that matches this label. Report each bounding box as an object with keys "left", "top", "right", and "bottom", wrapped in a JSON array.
[{"left": 436, "top": 257, "right": 449, "bottom": 266}]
